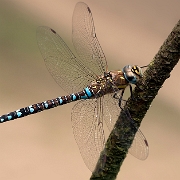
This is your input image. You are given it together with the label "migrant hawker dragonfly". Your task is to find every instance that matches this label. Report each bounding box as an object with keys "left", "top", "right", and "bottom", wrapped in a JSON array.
[{"left": 0, "top": 2, "right": 148, "bottom": 171}]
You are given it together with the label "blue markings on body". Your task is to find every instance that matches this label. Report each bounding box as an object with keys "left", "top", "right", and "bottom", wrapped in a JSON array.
[
  {"left": 44, "top": 101, "right": 49, "bottom": 108},
  {"left": 59, "top": 98, "right": 63, "bottom": 104},
  {"left": 0, "top": 118, "right": 4, "bottom": 122},
  {"left": 16, "top": 111, "right": 22, "bottom": 117},
  {"left": 29, "top": 106, "right": 34, "bottom": 113},
  {"left": 7, "top": 115, "right": 12, "bottom": 120},
  {"left": 84, "top": 87, "right": 93, "bottom": 97},
  {"left": 71, "top": 94, "right": 76, "bottom": 101},
  {"left": 81, "top": 93, "right": 88, "bottom": 99}
]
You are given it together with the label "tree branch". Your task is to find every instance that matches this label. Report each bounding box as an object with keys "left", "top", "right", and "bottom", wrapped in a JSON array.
[{"left": 90, "top": 20, "right": 180, "bottom": 180}]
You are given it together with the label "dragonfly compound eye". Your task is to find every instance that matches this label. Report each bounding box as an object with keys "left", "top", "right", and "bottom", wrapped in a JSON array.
[
  {"left": 126, "top": 74, "right": 137, "bottom": 84},
  {"left": 131, "top": 65, "right": 143, "bottom": 77},
  {"left": 122, "top": 65, "right": 144, "bottom": 84}
]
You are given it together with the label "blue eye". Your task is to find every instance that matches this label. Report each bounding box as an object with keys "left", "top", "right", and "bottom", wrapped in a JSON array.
[
  {"left": 127, "top": 75, "right": 136, "bottom": 84},
  {"left": 123, "top": 71, "right": 137, "bottom": 84},
  {"left": 123, "top": 65, "right": 137, "bottom": 84}
]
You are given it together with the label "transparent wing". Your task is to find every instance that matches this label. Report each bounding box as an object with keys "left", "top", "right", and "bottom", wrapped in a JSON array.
[
  {"left": 103, "top": 92, "right": 125, "bottom": 131},
  {"left": 37, "top": 2, "right": 108, "bottom": 93},
  {"left": 72, "top": 2, "right": 108, "bottom": 76},
  {"left": 128, "top": 129, "right": 149, "bottom": 160},
  {"left": 103, "top": 93, "right": 149, "bottom": 160},
  {"left": 71, "top": 98, "right": 105, "bottom": 171},
  {"left": 37, "top": 26, "right": 96, "bottom": 94}
]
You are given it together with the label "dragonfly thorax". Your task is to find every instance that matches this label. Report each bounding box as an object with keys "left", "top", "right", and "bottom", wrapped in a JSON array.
[
  {"left": 122, "top": 65, "right": 143, "bottom": 84},
  {"left": 89, "top": 73, "right": 114, "bottom": 96},
  {"left": 109, "top": 70, "right": 129, "bottom": 90}
]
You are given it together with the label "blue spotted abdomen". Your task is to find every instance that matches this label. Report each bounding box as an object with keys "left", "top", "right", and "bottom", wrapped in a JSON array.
[{"left": 0, "top": 87, "right": 94, "bottom": 123}]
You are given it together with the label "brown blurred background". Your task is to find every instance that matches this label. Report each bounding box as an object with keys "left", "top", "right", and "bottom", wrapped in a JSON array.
[{"left": 0, "top": 0, "right": 180, "bottom": 179}]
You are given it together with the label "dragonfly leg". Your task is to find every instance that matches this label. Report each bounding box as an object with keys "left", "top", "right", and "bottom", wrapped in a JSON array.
[
  {"left": 129, "top": 84, "right": 134, "bottom": 99},
  {"left": 123, "top": 108, "right": 138, "bottom": 130},
  {"left": 119, "top": 89, "right": 125, "bottom": 109},
  {"left": 113, "top": 89, "right": 125, "bottom": 110}
]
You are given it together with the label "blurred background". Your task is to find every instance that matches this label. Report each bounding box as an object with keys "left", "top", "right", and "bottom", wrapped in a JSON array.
[{"left": 0, "top": 0, "right": 180, "bottom": 179}]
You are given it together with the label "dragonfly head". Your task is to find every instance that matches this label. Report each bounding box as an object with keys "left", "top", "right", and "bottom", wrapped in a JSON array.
[{"left": 122, "top": 65, "right": 143, "bottom": 84}]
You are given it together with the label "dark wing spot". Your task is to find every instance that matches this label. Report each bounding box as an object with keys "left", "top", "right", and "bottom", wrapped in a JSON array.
[
  {"left": 144, "top": 139, "right": 149, "bottom": 146},
  {"left": 87, "top": 7, "right": 91, "bottom": 13},
  {"left": 50, "top": 28, "right": 56, "bottom": 34}
]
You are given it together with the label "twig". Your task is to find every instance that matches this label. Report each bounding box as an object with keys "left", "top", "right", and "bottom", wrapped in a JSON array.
[{"left": 90, "top": 20, "right": 180, "bottom": 180}]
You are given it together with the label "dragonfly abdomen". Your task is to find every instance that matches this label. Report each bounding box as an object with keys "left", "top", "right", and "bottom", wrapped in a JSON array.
[{"left": 0, "top": 87, "right": 94, "bottom": 123}]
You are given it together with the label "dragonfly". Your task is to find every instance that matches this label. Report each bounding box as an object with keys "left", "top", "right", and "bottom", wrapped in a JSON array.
[{"left": 0, "top": 2, "right": 148, "bottom": 171}]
